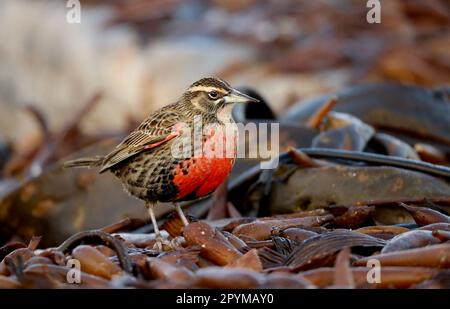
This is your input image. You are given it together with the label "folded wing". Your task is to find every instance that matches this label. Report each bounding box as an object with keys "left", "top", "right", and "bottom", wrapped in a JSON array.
[{"left": 100, "top": 109, "right": 182, "bottom": 173}]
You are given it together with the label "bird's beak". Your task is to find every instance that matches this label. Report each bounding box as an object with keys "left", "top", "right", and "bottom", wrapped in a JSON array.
[{"left": 225, "top": 89, "right": 260, "bottom": 104}]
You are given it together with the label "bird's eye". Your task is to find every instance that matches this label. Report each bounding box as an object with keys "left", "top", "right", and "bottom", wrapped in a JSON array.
[{"left": 208, "top": 91, "right": 219, "bottom": 100}]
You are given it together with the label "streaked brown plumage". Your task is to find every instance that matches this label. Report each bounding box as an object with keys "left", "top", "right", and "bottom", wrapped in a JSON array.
[{"left": 64, "top": 77, "right": 258, "bottom": 251}]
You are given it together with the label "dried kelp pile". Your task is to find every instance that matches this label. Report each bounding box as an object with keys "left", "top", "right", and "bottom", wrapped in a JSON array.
[{"left": 0, "top": 201, "right": 449, "bottom": 288}]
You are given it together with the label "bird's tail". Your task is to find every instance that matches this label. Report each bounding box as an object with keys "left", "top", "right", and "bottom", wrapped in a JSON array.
[{"left": 63, "top": 156, "right": 104, "bottom": 169}]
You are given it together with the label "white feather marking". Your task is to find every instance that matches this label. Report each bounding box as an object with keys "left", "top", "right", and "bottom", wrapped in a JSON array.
[{"left": 188, "top": 86, "right": 227, "bottom": 94}]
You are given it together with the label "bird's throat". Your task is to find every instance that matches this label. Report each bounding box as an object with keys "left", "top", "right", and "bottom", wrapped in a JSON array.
[{"left": 217, "top": 104, "right": 235, "bottom": 123}]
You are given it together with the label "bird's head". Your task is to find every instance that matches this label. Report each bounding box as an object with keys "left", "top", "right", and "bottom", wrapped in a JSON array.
[{"left": 183, "top": 77, "right": 259, "bottom": 116}]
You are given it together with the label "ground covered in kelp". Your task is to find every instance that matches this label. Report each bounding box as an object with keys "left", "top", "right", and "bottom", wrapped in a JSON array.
[{"left": 1, "top": 200, "right": 449, "bottom": 288}]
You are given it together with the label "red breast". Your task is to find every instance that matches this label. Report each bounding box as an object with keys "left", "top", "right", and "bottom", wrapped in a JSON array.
[{"left": 172, "top": 125, "right": 237, "bottom": 199}]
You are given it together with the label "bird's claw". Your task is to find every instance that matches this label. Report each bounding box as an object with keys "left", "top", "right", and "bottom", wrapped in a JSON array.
[
  {"left": 170, "top": 236, "right": 186, "bottom": 250},
  {"left": 153, "top": 235, "right": 185, "bottom": 252},
  {"left": 153, "top": 235, "right": 172, "bottom": 252}
]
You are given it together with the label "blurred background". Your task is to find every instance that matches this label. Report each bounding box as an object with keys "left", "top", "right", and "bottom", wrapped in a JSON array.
[
  {"left": 0, "top": 0, "right": 449, "bottom": 245},
  {"left": 1, "top": 0, "right": 448, "bottom": 147}
]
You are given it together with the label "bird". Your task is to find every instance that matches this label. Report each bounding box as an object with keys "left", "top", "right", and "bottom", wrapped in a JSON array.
[{"left": 64, "top": 77, "right": 259, "bottom": 251}]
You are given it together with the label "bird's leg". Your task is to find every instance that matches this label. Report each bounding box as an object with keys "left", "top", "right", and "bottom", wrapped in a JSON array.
[
  {"left": 146, "top": 203, "right": 170, "bottom": 252},
  {"left": 175, "top": 203, "right": 190, "bottom": 227},
  {"left": 170, "top": 203, "right": 188, "bottom": 248}
]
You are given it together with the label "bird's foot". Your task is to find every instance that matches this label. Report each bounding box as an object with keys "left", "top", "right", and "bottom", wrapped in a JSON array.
[
  {"left": 170, "top": 236, "right": 186, "bottom": 250},
  {"left": 153, "top": 235, "right": 172, "bottom": 252},
  {"left": 153, "top": 235, "right": 185, "bottom": 252}
]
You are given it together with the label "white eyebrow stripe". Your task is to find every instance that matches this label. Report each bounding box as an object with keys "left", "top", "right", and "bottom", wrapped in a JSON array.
[{"left": 188, "top": 86, "right": 228, "bottom": 94}]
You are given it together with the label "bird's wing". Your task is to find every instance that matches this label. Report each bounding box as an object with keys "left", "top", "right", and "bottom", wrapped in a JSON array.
[{"left": 100, "top": 108, "right": 183, "bottom": 173}]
